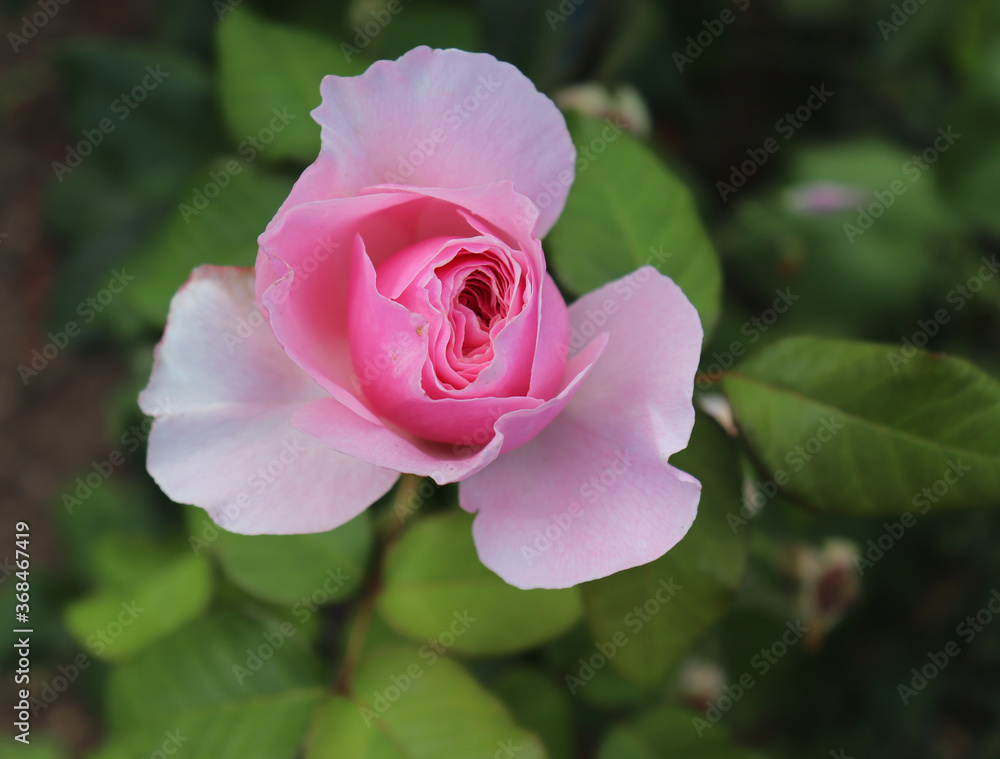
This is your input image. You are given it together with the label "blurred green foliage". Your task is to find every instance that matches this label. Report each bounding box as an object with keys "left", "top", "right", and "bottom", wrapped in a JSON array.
[{"left": 12, "top": 0, "right": 1000, "bottom": 756}]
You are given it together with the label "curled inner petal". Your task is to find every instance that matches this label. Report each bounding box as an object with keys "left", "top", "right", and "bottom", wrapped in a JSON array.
[
  {"left": 267, "top": 183, "right": 570, "bottom": 448},
  {"left": 373, "top": 234, "right": 529, "bottom": 396},
  {"left": 433, "top": 250, "right": 523, "bottom": 390}
]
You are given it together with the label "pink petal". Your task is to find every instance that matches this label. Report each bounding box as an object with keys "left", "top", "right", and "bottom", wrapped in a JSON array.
[
  {"left": 256, "top": 183, "right": 564, "bottom": 414},
  {"left": 347, "top": 235, "right": 542, "bottom": 444},
  {"left": 291, "top": 334, "right": 607, "bottom": 484},
  {"left": 529, "top": 273, "right": 571, "bottom": 399},
  {"left": 459, "top": 267, "right": 704, "bottom": 589},
  {"left": 255, "top": 191, "right": 420, "bottom": 423},
  {"left": 274, "top": 47, "right": 576, "bottom": 237},
  {"left": 360, "top": 182, "right": 542, "bottom": 251},
  {"left": 561, "top": 266, "right": 703, "bottom": 458},
  {"left": 139, "top": 266, "right": 398, "bottom": 533},
  {"left": 461, "top": 421, "right": 701, "bottom": 589}
]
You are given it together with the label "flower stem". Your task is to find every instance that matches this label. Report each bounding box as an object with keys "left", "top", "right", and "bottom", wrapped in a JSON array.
[{"left": 335, "top": 473, "right": 423, "bottom": 695}]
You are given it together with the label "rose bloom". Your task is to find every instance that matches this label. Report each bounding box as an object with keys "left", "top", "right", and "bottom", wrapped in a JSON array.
[{"left": 140, "top": 47, "right": 703, "bottom": 590}]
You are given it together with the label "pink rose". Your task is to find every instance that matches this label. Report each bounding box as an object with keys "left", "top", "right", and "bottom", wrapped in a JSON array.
[{"left": 140, "top": 47, "right": 703, "bottom": 589}]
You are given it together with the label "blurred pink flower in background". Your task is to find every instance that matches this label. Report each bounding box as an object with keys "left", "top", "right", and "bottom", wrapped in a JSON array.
[{"left": 784, "top": 181, "right": 867, "bottom": 215}]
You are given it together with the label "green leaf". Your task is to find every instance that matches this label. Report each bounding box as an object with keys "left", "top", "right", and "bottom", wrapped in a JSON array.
[
  {"left": 937, "top": 97, "right": 1000, "bottom": 238},
  {"left": 548, "top": 114, "right": 722, "bottom": 333},
  {"left": 941, "top": 136, "right": 1000, "bottom": 236},
  {"left": 364, "top": 3, "right": 484, "bottom": 61},
  {"left": 538, "top": 625, "right": 648, "bottom": 709},
  {"left": 597, "top": 705, "right": 770, "bottom": 759},
  {"left": 580, "top": 413, "right": 748, "bottom": 688},
  {"left": 127, "top": 160, "right": 293, "bottom": 323},
  {"left": 306, "top": 697, "right": 393, "bottom": 758},
  {"left": 45, "top": 42, "right": 222, "bottom": 334},
  {"left": 210, "top": 512, "right": 373, "bottom": 605},
  {"left": 217, "top": 10, "right": 366, "bottom": 163},
  {"left": 307, "top": 647, "right": 546, "bottom": 759},
  {"left": 717, "top": 140, "right": 956, "bottom": 337},
  {"left": 64, "top": 552, "right": 212, "bottom": 662},
  {"left": 88, "top": 534, "right": 185, "bottom": 590},
  {"left": 376, "top": 512, "right": 582, "bottom": 655},
  {"left": 53, "top": 480, "right": 162, "bottom": 582},
  {"left": 493, "top": 669, "right": 574, "bottom": 759},
  {"left": 54, "top": 42, "right": 219, "bottom": 187},
  {"left": 93, "top": 612, "right": 324, "bottom": 759},
  {"left": 722, "top": 336, "right": 1000, "bottom": 515}
]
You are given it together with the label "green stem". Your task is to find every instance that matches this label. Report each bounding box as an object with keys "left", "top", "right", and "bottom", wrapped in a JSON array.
[{"left": 335, "top": 473, "right": 423, "bottom": 695}]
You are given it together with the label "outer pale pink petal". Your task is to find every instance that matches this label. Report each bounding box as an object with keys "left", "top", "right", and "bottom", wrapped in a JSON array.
[
  {"left": 529, "top": 274, "right": 571, "bottom": 398},
  {"left": 559, "top": 267, "right": 703, "bottom": 459},
  {"left": 459, "top": 267, "right": 704, "bottom": 589},
  {"left": 462, "top": 422, "right": 701, "bottom": 589},
  {"left": 139, "top": 266, "right": 398, "bottom": 534},
  {"left": 276, "top": 47, "right": 576, "bottom": 237}
]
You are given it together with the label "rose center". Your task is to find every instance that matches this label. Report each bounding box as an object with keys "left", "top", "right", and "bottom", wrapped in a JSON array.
[
  {"left": 457, "top": 272, "right": 503, "bottom": 330},
  {"left": 443, "top": 259, "right": 513, "bottom": 365},
  {"left": 374, "top": 234, "right": 527, "bottom": 395}
]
